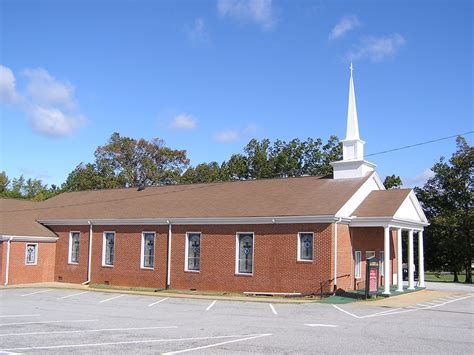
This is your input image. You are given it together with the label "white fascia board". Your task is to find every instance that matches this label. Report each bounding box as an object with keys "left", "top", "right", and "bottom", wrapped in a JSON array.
[
  {"left": 0, "top": 235, "right": 58, "bottom": 242},
  {"left": 335, "top": 172, "right": 383, "bottom": 218},
  {"left": 349, "top": 217, "right": 429, "bottom": 229},
  {"left": 38, "top": 215, "right": 344, "bottom": 226},
  {"left": 394, "top": 190, "right": 428, "bottom": 224}
]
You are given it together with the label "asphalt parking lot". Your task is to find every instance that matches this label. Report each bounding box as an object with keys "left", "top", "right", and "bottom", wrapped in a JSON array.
[{"left": 0, "top": 286, "right": 473, "bottom": 354}]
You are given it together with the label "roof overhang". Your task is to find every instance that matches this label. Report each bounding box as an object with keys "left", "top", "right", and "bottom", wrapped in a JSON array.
[
  {"left": 0, "top": 235, "right": 58, "bottom": 242},
  {"left": 38, "top": 215, "right": 352, "bottom": 226},
  {"left": 349, "top": 216, "right": 429, "bottom": 230}
]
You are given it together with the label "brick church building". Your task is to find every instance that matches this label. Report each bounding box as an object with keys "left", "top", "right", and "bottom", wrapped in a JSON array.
[{"left": 0, "top": 67, "right": 428, "bottom": 295}]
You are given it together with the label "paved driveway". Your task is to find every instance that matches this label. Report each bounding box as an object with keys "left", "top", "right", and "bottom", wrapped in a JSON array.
[{"left": 0, "top": 286, "right": 472, "bottom": 354}]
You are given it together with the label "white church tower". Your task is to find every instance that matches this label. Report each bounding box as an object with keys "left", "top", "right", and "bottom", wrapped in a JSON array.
[{"left": 331, "top": 63, "right": 376, "bottom": 179}]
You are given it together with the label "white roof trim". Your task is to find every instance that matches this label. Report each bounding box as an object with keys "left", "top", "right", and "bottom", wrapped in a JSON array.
[
  {"left": 0, "top": 235, "right": 58, "bottom": 242},
  {"left": 38, "top": 215, "right": 350, "bottom": 226},
  {"left": 349, "top": 216, "right": 428, "bottom": 229}
]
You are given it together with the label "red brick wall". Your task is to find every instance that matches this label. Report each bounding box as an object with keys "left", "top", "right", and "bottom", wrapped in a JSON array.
[
  {"left": 90, "top": 226, "right": 168, "bottom": 289},
  {"left": 170, "top": 223, "right": 333, "bottom": 294},
  {"left": 52, "top": 225, "right": 90, "bottom": 283},
  {"left": 0, "top": 242, "right": 4, "bottom": 285},
  {"left": 5, "top": 241, "right": 56, "bottom": 285},
  {"left": 336, "top": 223, "right": 353, "bottom": 291},
  {"left": 350, "top": 227, "right": 397, "bottom": 291}
]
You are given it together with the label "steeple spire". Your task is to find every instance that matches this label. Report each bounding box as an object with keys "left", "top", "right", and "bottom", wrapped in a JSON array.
[{"left": 346, "top": 62, "right": 360, "bottom": 140}]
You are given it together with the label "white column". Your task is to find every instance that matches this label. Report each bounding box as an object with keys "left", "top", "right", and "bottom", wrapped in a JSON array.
[
  {"left": 418, "top": 230, "right": 426, "bottom": 288},
  {"left": 396, "top": 228, "right": 403, "bottom": 292},
  {"left": 408, "top": 229, "right": 415, "bottom": 290},
  {"left": 383, "top": 226, "right": 391, "bottom": 295}
]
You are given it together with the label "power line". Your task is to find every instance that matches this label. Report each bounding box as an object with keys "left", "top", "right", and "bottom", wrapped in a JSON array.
[{"left": 365, "top": 131, "right": 473, "bottom": 157}]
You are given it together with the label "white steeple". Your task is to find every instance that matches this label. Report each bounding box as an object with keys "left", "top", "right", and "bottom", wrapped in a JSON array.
[{"left": 331, "top": 63, "right": 376, "bottom": 179}]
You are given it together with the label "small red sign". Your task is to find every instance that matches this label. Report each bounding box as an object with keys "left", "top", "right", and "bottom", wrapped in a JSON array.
[{"left": 369, "top": 268, "right": 378, "bottom": 293}]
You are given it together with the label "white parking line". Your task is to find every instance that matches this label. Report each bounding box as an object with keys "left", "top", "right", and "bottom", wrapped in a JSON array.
[
  {"left": 1, "top": 334, "right": 272, "bottom": 352},
  {"left": 305, "top": 324, "right": 338, "bottom": 327},
  {"left": 148, "top": 297, "right": 169, "bottom": 307},
  {"left": 163, "top": 333, "right": 272, "bottom": 354},
  {"left": 269, "top": 304, "right": 278, "bottom": 315},
  {"left": 206, "top": 300, "right": 217, "bottom": 311},
  {"left": 0, "top": 319, "right": 98, "bottom": 327},
  {"left": 332, "top": 305, "right": 360, "bottom": 319},
  {"left": 58, "top": 291, "right": 88, "bottom": 299},
  {"left": 20, "top": 289, "right": 51, "bottom": 297},
  {"left": 99, "top": 294, "right": 125, "bottom": 303},
  {"left": 0, "top": 314, "right": 40, "bottom": 318},
  {"left": 0, "top": 326, "right": 178, "bottom": 337}
]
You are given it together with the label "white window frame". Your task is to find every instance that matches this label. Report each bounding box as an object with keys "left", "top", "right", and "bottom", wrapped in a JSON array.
[
  {"left": 185, "top": 232, "right": 201, "bottom": 272},
  {"left": 297, "top": 232, "right": 314, "bottom": 261},
  {"left": 68, "top": 231, "right": 80, "bottom": 265},
  {"left": 366, "top": 251, "right": 376, "bottom": 260},
  {"left": 102, "top": 231, "right": 115, "bottom": 267},
  {"left": 379, "top": 251, "right": 385, "bottom": 276},
  {"left": 25, "top": 243, "right": 38, "bottom": 265},
  {"left": 235, "top": 232, "right": 254, "bottom": 275},
  {"left": 355, "top": 251, "right": 362, "bottom": 279},
  {"left": 141, "top": 231, "right": 156, "bottom": 270}
]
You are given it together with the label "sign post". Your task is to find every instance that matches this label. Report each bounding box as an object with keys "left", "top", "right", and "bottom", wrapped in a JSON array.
[{"left": 365, "top": 257, "right": 379, "bottom": 299}]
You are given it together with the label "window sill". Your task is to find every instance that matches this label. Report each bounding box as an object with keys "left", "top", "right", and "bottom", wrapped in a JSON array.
[
  {"left": 101, "top": 264, "right": 114, "bottom": 268},
  {"left": 140, "top": 267, "right": 154, "bottom": 271},
  {"left": 25, "top": 263, "right": 37, "bottom": 266},
  {"left": 68, "top": 262, "right": 79, "bottom": 265},
  {"left": 184, "top": 270, "right": 200, "bottom": 273},
  {"left": 297, "top": 259, "right": 313, "bottom": 263},
  {"left": 235, "top": 272, "right": 253, "bottom": 277}
]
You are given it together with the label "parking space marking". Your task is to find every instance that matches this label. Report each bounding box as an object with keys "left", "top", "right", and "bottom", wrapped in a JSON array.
[
  {"left": 1, "top": 333, "right": 272, "bottom": 352},
  {"left": 58, "top": 291, "right": 88, "bottom": 299},
  {"left": 0, "top": 314, "right": 40, "bottom": 318},
  {"left": 148, "top": 297, "right": 169, "bottom": 307},
  {"left": 205, "top": 300, "right": 217, "bottom": 311},
  {"left": 99, "top": 294, "right": 125, "bottom": 303},
  {"left": 0, "top": 326, "right": 178, "bottom": 337},
  {"left": 269, "top": 304, "right": 278, "bottom": 315},
  {"left": 163, "top": 333, "right": 272, "bottom": 354},
  {"left": 20, "top": 289, "right": 52, "bottom": 297},
  {"left": 0, "top": 319, "right": 98, "bottom": 327},
  {"left": 305, "top": 324, "right": 338, "bottom": 327},
  {"left": 332, "top": 305, "right": 360, "bottom": 319}
]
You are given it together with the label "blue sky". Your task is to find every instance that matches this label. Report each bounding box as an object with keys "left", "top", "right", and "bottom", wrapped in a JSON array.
[{"left": 0, "top": 0, "right": 472, "bottom": 187}]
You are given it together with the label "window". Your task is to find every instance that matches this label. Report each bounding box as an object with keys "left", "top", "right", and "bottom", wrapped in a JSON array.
[
  {"left": 103, "top": 232, "right": 115, "bottom": 266},
  {"left": 379, "top": 251, "right": 385, "bottom": 276},
  {"left": 25, "top": 244, "right": 37, "bottom": 265},
  {"left": 185, "top": 233, "right": 201, "bottom": 271},
  {"left": 236, "top": 233, "right": 254, "bottom": 274},
  {"left": 366, "top": 251, "right": 375, "bottom": 260},
  {"left": 355, "top": 251, "right": 361, "bottom": 279},
  {"left": 141, "top": 232, "right": 155, "bottom": 269},
  {"left": 69, "top": 232, "right": 80, "bottom": 264},
  {"left": 298, "top": 232, "right": 314, "bottom": 261}
]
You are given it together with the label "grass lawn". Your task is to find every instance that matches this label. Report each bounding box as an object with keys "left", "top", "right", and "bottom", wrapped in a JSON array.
[{"left": 425, "top": 272, "right": 468, "bottom": 283}]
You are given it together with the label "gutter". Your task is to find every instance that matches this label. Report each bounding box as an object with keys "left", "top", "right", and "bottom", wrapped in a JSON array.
[
  {"left": 4, "top": 237, "right": 13, "bottom": 286},
  {"left": 166, "top": 221, "right": 172, "bottom": 289},
  {"left": 82, "top": 221, "right": 93, "bottom": 286}
]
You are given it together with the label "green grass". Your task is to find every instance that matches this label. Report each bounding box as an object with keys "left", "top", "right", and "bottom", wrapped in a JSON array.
[{"left": 424, "top": 272, "right": 467, "bottom": 283}]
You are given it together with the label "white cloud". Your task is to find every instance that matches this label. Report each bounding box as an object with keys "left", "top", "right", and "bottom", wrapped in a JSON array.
[
  {"left": 347, "top": 34, "right": 406, "bottom": 62},
  {"left": 215, "top": 123, "right": 258, "bottom": 143},
  {"left": 170, "top": 114, "right": 197, "bottom": 130},
  {"left": 403, "top": 169, "right": 435, "bottom": 188},
  {"left": 329, "top": 15, "right": 360, "bottom": 40},
  {"left": 27, "top": 105, "right": 85, "bottom": 138},
  {"left": 0, "top": 64, "right": 86, "bottom": 138},
  {"left": 0, "top": 65, "right": 21, "bottom": 105},
  {"left": 215, "top": 129, "right": 240, "bottom": 143},
  {"left": 217, "top": 0, "right": 277, "bottom": 31},
  {"left": 187, "top": 18, "right": 211, "bottom": 45}
]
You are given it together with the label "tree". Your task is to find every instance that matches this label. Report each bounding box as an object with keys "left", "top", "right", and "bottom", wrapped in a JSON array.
[
  {"left": 383, "top": 175, "right": 403, "bottom": 189},
  {"left": 0, "top": 171, "right": 10, "bottom": 193},
  {"left": 63, "top": 133, "right": 190, "bottom": 191},
  {"left": 181, "top": 162, "right": 222, "bottom": 184},
  {"left": 415, "top": 136, "right": 473, "bottom": 283},
  {"left": 0, "top": 171, "right": 59, "bottom": 200}
]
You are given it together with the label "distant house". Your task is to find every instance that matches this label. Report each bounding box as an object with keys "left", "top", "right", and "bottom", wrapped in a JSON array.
[{"left": 0, "top": 67, "right": 428, "bottom": 295}]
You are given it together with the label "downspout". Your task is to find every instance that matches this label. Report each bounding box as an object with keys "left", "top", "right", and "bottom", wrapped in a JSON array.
[
  {"left": 4, "top": 237, "right": 13, "bottom": 287},
  {"left": 82, "top": 221, "right": 93, "bottom": 286},
  {"left": 166, "top": 220, "right": 172, "bottom": 289},
  {"left": 334, "top": 217, "right": 342, "bottom": 292}
]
